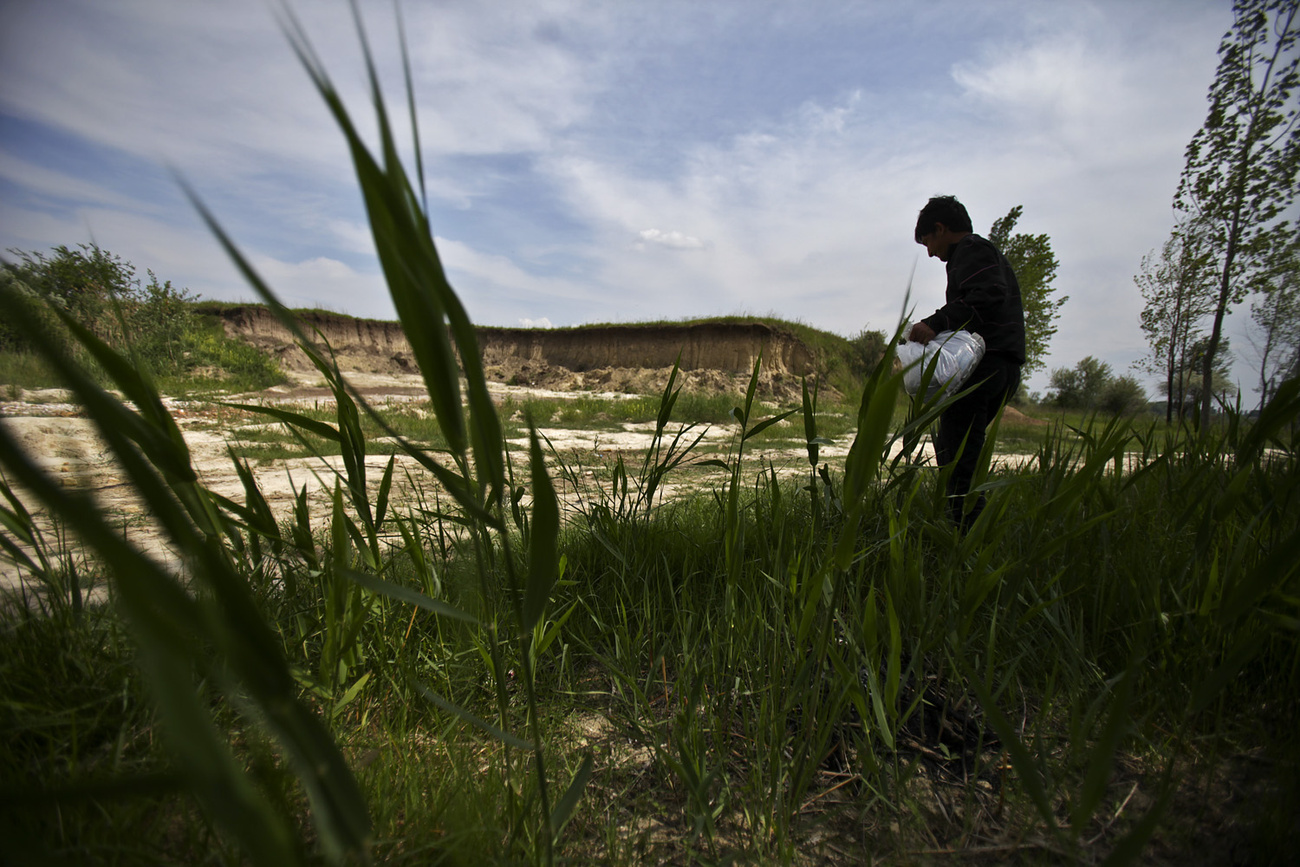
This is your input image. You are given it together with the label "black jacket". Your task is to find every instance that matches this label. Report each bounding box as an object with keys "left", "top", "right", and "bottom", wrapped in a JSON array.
[{"left": 920, "top": 234, "right": 1025, "bottom": 364}]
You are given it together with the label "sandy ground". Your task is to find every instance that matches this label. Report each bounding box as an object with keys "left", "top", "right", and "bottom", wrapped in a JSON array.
[{"left": 0, "top": 374, "right": 1035, "bottom": 598}]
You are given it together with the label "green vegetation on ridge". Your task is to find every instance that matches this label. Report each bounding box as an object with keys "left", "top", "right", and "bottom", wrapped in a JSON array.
[{"left": 1, "top": 245, "right": 284, "bottom": 393}]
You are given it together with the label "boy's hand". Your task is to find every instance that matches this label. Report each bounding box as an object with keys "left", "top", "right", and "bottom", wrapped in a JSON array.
[{"left": 907, "top": 321, "right": 936, "bottom": 344}]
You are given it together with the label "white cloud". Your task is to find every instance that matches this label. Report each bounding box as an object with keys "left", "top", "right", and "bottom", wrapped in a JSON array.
[
  {"left": 434, "top": 235, "right": 600, "bottom": 325},
  {"left": 636, "top": 229, "right": 707, "bottom": 251},
  {"left": 328, "top": 220, "right": 376, "bottom": 257},
  {"left": 248, "top": 255, "right": 392, "bottom": 318},
  {"left": 519, "top": 317, "right": 553, "bottom": 329},
  {"left": 0, "top": 153, "right": 152, "bottom": 214},
  {"left": 0, "top": 0, "right": 1247, "bottom": 399}
]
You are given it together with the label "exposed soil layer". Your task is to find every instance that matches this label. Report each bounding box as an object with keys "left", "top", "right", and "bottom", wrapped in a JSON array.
[{"left": 209, "top": 305, "right": 818, "bottom": 399}]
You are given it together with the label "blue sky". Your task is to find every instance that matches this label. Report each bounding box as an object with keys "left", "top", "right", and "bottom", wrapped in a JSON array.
[{"left": 0, "top": 0, "right": 1258, "bottom": 398}]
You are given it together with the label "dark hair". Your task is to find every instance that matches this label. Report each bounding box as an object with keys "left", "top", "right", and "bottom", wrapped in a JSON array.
[{"left": 914, "top": 195, "right": 973, "bottom": 243}]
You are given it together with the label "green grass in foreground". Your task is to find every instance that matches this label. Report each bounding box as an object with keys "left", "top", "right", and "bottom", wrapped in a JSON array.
[{"left": 3, "top": 368, "right": 1299, "bottom": 864}]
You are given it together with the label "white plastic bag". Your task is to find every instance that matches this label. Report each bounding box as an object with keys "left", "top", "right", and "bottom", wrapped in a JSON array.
[{"left": 897, "top": 329, "right": 986, "bottom": 400}]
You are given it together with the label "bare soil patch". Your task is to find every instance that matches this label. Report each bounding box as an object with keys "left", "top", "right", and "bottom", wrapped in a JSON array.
[{"left": 0, "top": 364, "right": 1041, "bottom": 596}]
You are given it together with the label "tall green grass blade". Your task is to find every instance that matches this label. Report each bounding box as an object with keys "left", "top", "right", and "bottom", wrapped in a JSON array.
[
  {"left": 523, "top": 425, "right": 561, "bottom": 632},
  {"left": 416, "top": 683, "right": 533, "bottom": 751},
  {"left": 1236, "top": 376, "right": 1299, "bottom": 465},
  {"left": 220, "top": 401, "right": 343, "bottom": 442},
  {"left": 1189, "top": 628, "right": 1270, "bottom": 714},
  {"left": 1071, "top": 669, "right": 1135, "bottom": 837},
  {"left": 743, "top": 407, "right": 799, "bottom": 442},
  {"left": 0, "top": 284, "right": 372, "bottom": 864},
  {"left": 549, "top": 752, "right": 595, "bottom": 838},
  {"left": 339, "top": 567, "right": 477, "bottom": 624},
  {"left": 0, "top": 430, "right": 303, "bottom": 864},
  {"left": 375, "top": 454, "right": 396, "bottom": 529},
  {"left": 968, "top": 674, "right": 1060, "bottom": 840},
  {"left": 1216, "top": 525, "right": 1300, "bottom": 625},
  {"left": 276, "top": 8, "right": 467, "bottom": 457}
]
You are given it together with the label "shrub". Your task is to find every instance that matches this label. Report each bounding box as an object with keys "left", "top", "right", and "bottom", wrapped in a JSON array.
[{"left": 2, "top": 245, "right": 283, "bottom": 390}]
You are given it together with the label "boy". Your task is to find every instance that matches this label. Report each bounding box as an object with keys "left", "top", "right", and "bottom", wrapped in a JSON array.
[{"left": 909, "top": 195, "right": 1025, "bottom": 528}]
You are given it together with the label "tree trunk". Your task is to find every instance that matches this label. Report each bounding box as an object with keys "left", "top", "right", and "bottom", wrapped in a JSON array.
[{"left": 1199, "top": 136, "right": 1251, "bottom": 430}]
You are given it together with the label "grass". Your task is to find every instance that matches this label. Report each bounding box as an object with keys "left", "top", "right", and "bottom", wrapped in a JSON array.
[
  {"left": 0, "top": 315, "right": 284, "bottom": 396},
  {"left": 0, "top": 351, "right": 66, "bottom": 392},
  {"left": 6, "top": 384, "right": 1297, "bottom": 863},
  {"left": 2, "top": 8, "right": 1298, "bottom": 867}
]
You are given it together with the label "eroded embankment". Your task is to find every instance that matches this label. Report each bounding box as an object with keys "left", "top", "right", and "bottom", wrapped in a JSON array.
[{"left": 208, "top": 305, "right": 817, "bottom": 397}]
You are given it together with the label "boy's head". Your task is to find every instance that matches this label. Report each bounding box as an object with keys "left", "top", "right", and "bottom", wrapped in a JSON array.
[{"left": 914, "top": 195, "right": 973, "bottom": 244}]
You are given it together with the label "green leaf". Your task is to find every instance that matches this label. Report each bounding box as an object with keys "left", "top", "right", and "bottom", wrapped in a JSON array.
[
  {"left": 218, "top": 401, "right": 343, "bottom": 442},
  {"left": 550, "top": 752, "right": 595, "bottom": 838},
  {"left": 416, "top": 683, "right": 533, "bottom": 751},
  {"left": 523, "top": 424, "right": 561, "bottom": 632},
  {"left": 331, "top": 671, "right": 372, "bottom": 721},
  {"left": 742, "top": 407, "right": 799, "bottom": 442},
  {"left": 338, "top": 567, "right": 477, "bottom": 624}
]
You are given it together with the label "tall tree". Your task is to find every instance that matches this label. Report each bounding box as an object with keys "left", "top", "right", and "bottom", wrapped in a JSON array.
[
  {"left": 988, "top": 205, "right": 1067, "bottom": 376},
  {"left": 1174, "top": 0, "right": 1300, "bottom": 429},
  {"left": 1134, "top": 223, "right": 1216, "bottom": 424},
  {"left": 1248, "top": 236, "right": 1300, "bottom": 404}
]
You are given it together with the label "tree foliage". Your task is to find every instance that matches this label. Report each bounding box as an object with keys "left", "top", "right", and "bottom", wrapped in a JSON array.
[
  {"left": 1048, "top": 356, "right": 1113, "bottom": 410},
  {"left": 847, "top": 327, "right": 888, "bottom": 378},
  {"left": 1135, "top": 224, "right": 1218, "bottom": 424},
  {"left": 1, "top": 244, "right": 137, "bottom": 355},
  {"left": 988, "top": 205, "right": 1067, "bottom": 377},
  {"left": 1099, "top": 375, "right": 1150, "bottom": 417},
  {"left": 1248, "top": 236, "right": 1300, "bottom": 405},
  {"left": 1047, "top": 355, "right": 1150, "bottom": 415},
  {"left": 2, "top": 244, "right": 281, "bottom": 387},
  {"left": 1160, "top": 336, "right": 1239, "bottom": 417},
  {"left": 1174, "top": 0, "right": 1300, "bottom": 428}
]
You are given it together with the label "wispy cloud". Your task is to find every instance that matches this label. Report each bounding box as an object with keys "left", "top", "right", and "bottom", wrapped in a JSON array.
[
  {"left": 635, "top": 229, "right": 707, "bottom": 251},
  {"left": 0, "top": 0, "right": 1244, "bottom": 395}
]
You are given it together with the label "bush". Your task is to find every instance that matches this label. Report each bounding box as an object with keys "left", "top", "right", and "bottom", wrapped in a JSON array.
[
  {"left": 176, "top": 319, "right": 284, "bottom": 390},
  {"left": 2, "top": 244, "right": 283, "bottom": 390},
  {"left": 1100, "top": 375, "right": 1148, "bottom": 416},
  {"left": 848, "top": 328, "right": 888, "bottom": 378}
]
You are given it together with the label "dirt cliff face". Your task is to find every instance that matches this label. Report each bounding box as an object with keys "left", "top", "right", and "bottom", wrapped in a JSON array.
[
  {"left": 209, "top": 305, "right": 817, "bottom": 396},
  {"left": 477, "top": 323, "right": 814, "bottom": 376},
  {"left": 213, "top": 305, "right": 419, "bottom": 375}
]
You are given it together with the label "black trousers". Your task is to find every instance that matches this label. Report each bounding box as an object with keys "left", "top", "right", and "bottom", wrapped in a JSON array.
[{"left": 934, "top": 353, "right": 1021, "bottom": 527}]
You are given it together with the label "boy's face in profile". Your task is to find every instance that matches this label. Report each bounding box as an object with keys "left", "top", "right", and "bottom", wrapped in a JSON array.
[{"left": 918, "top": 223, "right": 959, "bottom": 262}]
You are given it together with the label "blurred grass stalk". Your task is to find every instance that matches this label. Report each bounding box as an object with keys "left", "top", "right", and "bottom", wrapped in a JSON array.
[{"left": 0, "top": 0, "right": 579, "bottom": 863}]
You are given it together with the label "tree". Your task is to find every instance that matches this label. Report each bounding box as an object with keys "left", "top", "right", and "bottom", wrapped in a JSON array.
[
  {"left": 2, "top": 243, "right": 137, "bottom": 355},
  {"left": 1134, "top": 223, "right": 1217, "bottom": 424},
  {"left": 1248, "top": 236, "right": 1300, "bottom": 405},
  {"left": 1048, "top": 356, "right": 1149, "bottom": 415},
  {"left": 988, "top": 205, "right": 1067, "bottom": 377},
  {"left": 1161, "top": 336, "right": 1239, "bottom": 417},
  {"left": 1099, "top": 375, "right": 1149, "bottom": 416},
  {"left": 1047, "top": 356, "right": 1113, "bottom": 410},
  {"left": 1174, "top": 0, "right": 1300, "bottom": 430}
]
